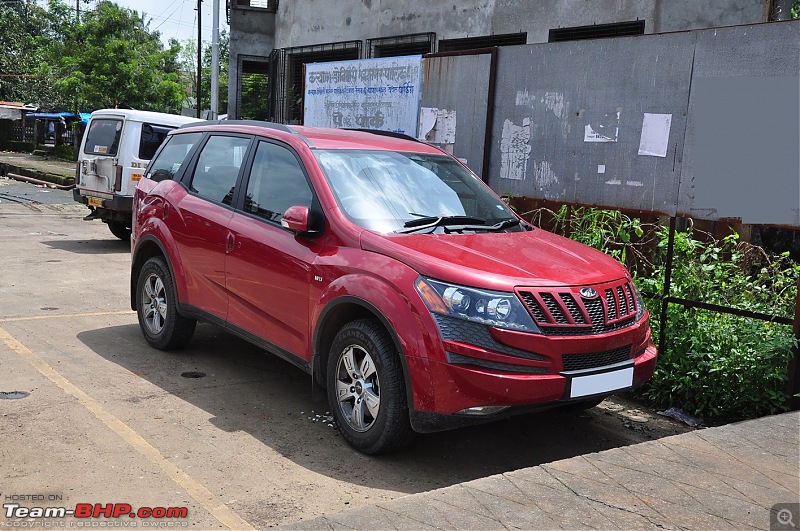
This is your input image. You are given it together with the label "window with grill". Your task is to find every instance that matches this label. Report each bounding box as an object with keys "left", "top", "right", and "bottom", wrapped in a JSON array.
[
  {"left": 234, "top": 0, "right": 278, "bottom": 11},
  {"left": 367, "top": 33, "right": 435, "bottom": 58},
  {"left": 238, "top": 56, "right": 271, "bottom": 120},
  {"left": 548, "top": 20, "right": 645, "bottom": 42},
  {"left": 438, "top": 32, "right": 527, "bottom": 52},
  {"left": 283, "top": 41, "right": 361, "bottom": 123}
]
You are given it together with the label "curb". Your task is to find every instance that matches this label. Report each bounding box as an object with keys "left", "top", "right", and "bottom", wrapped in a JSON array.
[{"left": 0, "top": 161, "right": 76, "bottom": 187}]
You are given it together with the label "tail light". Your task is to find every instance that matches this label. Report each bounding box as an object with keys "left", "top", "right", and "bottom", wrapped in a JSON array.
[
  {"left": 75, "top": 161, "right": 81, "bottom": 186},
  {"left": 114, "top": 165, "right": 123, "bottom": 192}
]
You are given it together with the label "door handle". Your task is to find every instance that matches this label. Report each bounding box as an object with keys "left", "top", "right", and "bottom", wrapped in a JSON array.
[{"left": 226, "top": 232, "right": 235, "bottom": 253}]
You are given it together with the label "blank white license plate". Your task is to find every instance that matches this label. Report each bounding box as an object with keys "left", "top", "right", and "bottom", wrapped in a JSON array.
[{"left": 570, "top": 367, "right": 634, "bottom": 398}]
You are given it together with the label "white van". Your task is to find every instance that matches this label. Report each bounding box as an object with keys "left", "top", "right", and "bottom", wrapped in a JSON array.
[{"left": 73, "top": 109, "right": 201, "bottom": 239}]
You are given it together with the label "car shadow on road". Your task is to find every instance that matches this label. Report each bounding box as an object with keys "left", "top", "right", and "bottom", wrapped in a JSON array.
[
  {"left": 42, "top": 238, "right": 130, "bottom": 254},
  {"left": 78, "top": 322, "right": 655, "bottom": 496}
]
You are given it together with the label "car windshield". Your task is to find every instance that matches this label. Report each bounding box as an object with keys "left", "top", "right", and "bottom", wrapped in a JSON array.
[{"left": 315, "top": 150, "right": 519, "bottom": 233}]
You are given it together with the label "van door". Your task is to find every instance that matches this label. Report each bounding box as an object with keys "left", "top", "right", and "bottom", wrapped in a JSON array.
[{"left": 79, "top": 116, "right": 124, "bottom": 199}]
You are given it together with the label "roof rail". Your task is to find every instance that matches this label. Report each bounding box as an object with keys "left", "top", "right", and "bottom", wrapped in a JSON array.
[
  {"left": 179, "top": 119, "right": 294, "bottom": 133},
  {"left": 344, "top": 128, "right": 421, "bottom": 142}
]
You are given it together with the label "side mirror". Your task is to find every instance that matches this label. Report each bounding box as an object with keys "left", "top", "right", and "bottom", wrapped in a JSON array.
[{"left": 281, "top": 205, "right": 310, "bottom": 233}]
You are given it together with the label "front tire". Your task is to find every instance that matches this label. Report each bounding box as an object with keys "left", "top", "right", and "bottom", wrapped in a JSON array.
[
  {"left": 136, "top": 256, "right": 196, "bottom": 350},
  {"left": 327, "top": 319, "right": 414, "bottom": 454}
]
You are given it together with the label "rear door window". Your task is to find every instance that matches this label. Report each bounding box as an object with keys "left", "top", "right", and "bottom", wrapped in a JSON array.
[
  {"left": 146, "top": 133, "right": 203, "bottom": 182},
  {"left": 84, "top": 118, "right": 122, "bottom": 155},
  {"left": 138, "top": 124, "right": 175, "bottom": 160},
  {"left": 189, "top": 135, "right": 252, "bottom": 206}
]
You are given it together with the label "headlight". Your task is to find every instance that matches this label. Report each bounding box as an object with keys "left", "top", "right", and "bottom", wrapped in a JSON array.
[
  {"left": 415, "top": 277, "right": 540, "bottom": 333},
  {"left": 631, "top": 281, "right": 646, "bottom": 320}
]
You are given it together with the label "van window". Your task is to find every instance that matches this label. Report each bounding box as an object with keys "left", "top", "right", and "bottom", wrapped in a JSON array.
[
  {"left": 84, "top": 118, "right": 123, "bottom": 155},
  {"left": 139, "top": 124, "right": 174, "bottom": 160},
  {"left": 147, "top": 133, "right": 203, "bottom": 182}
]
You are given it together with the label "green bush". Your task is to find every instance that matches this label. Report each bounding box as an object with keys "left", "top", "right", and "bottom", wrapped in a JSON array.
[
  {"left": 528, "top": 207, "right": 798, "bottom": 421},
  {"left": 53, "top": 145, "right": 76, "bottom": 161},
  {"left": 7, "top": 141, "right": 35, "bottom": 153},
  {"left": 635, "top": 227, "right": 798, "bottom": 420}
]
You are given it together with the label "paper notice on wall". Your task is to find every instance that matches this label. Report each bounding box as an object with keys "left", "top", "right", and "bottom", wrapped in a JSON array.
[
  {"left": 638, "top": 113, "right": 672, "bottom": 157},
  {"left": 418, "top": 107, "right": 456, "bottom": 144},
  {"left": 584, "top": 124, "right": 616, "bottom": 142},
  {"left": 499, "top": 118, "right": 532, "bottom": 180},
  {"left": 418, "top": 108, "right": 437, "bottom": 140}
]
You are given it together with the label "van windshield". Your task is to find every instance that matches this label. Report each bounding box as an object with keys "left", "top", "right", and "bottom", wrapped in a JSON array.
[
  {"left": 315, "top": 150, "right": 519, "bottom": 234},
  {"left": 84, "top": 118, "right": 122, "bottom": 156}
]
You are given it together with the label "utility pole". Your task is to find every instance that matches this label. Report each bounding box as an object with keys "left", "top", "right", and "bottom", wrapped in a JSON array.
[
  {"left": 196, "top": 0, "right": 202, "bottom": 118},
  {"left": 211, "top": 0, "right": 220, "bottom": 119}
]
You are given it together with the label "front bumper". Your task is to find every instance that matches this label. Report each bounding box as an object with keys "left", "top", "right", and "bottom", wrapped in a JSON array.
[{"left": 406, "top": 314, "right": 657, "bottom": 433}]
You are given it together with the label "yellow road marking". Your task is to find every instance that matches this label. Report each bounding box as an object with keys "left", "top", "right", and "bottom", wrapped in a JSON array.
[
  {"left": 0, "top": 326, "right": 255, "bottom": 531},
  {"left": 0, "top": 310, "right": 135, "bottom": 323}
]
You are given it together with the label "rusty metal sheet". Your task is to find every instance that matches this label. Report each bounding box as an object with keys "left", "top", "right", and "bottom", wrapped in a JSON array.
[{"left": 420, "top": 54, "right": 492, "bottom": 178}]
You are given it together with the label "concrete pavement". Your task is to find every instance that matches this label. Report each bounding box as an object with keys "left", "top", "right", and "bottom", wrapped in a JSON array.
[{"left": 288, "top": 412, "right": 800, "bottom": 530}]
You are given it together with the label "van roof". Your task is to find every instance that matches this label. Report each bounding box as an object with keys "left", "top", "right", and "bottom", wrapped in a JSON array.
[{"left": 89, "top": 109, "right": 202, "bottom": 127}]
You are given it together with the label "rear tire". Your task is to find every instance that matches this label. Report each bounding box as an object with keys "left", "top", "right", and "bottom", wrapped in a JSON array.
[
  {"left": 136, "top": 256, "right": 196, "bottom": 350},
  {"left": 108, "top": 221, "right": 132, "bottom": 241},
  {"left": 327, "top": 319, "right": 415, "bottom": 454}
]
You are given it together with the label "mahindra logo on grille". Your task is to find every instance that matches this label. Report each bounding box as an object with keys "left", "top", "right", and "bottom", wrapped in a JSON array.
[{"left": 579, "top": 287, "right": 598, "bottom": 299}]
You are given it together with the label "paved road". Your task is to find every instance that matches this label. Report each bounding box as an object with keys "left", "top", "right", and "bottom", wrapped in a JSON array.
[{"left": 0, "top": 181, "right": 700, "bottom": 529}]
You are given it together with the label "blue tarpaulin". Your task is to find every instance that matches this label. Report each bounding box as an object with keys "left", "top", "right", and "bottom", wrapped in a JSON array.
[{"left": 25, "top": 112, "right": 79, "bottom": 121}]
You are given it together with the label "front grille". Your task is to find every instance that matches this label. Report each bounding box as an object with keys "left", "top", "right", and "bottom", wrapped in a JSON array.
[
  {"left": 560, "top": 293, "right": 587, "bottom": 324},
  {"left": 562, "top": 345, "right": 632, "bottom": 372},
  {"left": 518, "top": 280, "right": 638, "bottom": 336},
  {"left": 433, "top": 314, "right": 544, "bottom": 361}
]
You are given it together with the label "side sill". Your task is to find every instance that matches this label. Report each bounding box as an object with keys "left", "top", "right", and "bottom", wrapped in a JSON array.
[{"left": 178, "top": 303, "right": 311, "bottom": 374}]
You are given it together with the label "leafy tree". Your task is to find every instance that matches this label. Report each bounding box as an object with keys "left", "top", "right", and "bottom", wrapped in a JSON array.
[
  {"left": 0, "top": 1, "right": 69, "bottom": 109},
  {"left": 180, "top": 31, "right": 230, "bottom": 114},
  {"left": 240, "top": 73, "right": 270, "bottom": 120},
  {"left": 52, "top": 0, "right": 185, "bottom": 112}
]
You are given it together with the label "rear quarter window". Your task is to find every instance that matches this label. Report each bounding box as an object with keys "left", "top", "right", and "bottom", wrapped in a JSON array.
[
  {"left": 84, "top": 118, "right": 122, "bottom": 156},
  {"left": 146, "top": 133, "right": 203, "bottom": 182}
]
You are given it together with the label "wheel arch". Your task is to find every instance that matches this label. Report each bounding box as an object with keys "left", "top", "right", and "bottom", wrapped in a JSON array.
[
  {"left": 312, "top": 296, "right": 415, "bottom": 411},
  {"left": 130, "top": 236, "right": 173, "bottom": 311}
]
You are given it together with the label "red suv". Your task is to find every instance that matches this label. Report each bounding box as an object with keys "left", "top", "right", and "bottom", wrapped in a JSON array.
[{"left": 131, "top": 122, "right": 657, "bottom": 454}]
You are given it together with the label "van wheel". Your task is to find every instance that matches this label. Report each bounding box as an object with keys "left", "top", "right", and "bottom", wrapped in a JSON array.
[
  {"left": 327, "top": 319, "right": 414, "bottom": 454},
  {"left": 136, "top": 257, "right": 196, "bottom": 350},
  {"left": 108, "top": 221, "right": 132, "bottom": 241}
]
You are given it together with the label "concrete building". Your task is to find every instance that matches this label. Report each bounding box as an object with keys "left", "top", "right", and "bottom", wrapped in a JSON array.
[{"left": 227, "top": 0, "right": 772, "bottom": 121}]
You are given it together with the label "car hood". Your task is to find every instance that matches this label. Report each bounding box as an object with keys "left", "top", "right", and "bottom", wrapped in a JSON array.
[{"left": 360, "top": 228, "right": 628, "bottom": 289}]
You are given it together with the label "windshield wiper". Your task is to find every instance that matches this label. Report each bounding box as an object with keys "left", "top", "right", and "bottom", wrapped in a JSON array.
[
  {"left": 396, "top": 216, "right": 520, "bottom": 234},
  {"left": 403, "top": 215, "right": 487, "bottom": 228}
]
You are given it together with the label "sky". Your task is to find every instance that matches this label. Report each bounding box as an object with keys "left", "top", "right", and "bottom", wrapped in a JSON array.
[{"left": 102, "top": 0, "right": 228, "bottom": 47}]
